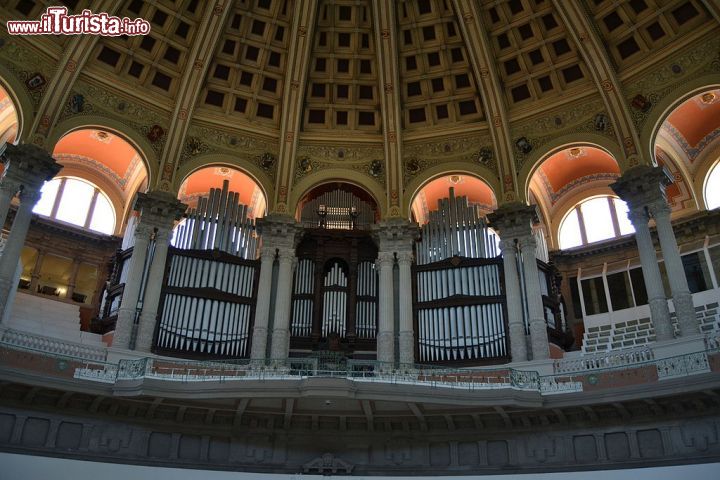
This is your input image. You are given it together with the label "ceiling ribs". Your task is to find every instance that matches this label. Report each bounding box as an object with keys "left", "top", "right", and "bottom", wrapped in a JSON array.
[
  {"left": 30, "top": 0, "right": 122, "bottom": 146},
  {"left": 452, "top": 0, "right": 516, "bottom": 202},
  {"left": 160, "top": 0, "right": 232, "bottom": 190},
  {"left": 551, "top": 1, "right": 644, "bottom": 168},
  {"left": 372, "top": 0, "right": 405, "bottom": 216},
  {"left": 274, "top": 0, "right": 319, "bottom": 214}
]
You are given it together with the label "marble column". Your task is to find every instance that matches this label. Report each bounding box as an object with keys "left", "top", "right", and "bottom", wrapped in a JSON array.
[
  {"left": 135, "top": 227, "right": 172, "bottom": 352},
  {"left": 375, "top": 251, "right": 395, "bottom": 365},
  {"left": 250, "top": 247, "right": 276, "bottom": 361},
  {"left": 650, "top": 201, "right": 698, "bottom": 336},
  {"left": 489, "top": 203, "right": 548, "bottom": 361},
  {"left": 112, "top": 223, "right": 153, "bottom": 349},
  {"left": 611, "top": 166, "right": 676, "bottom": 341},
  {"left": 519, "top": 235, "right": 550, "bottom": 360},
  {"left": 0, "top": 178, "right": 20, "bottom": 230},
  {"left": 397, "top": 251, "right": 414, "bottom": 366},
  {"left": 0, "top": 188, "right": 42, "bottom": 314},
  {"left": 131, "top": 191, "right": 186, "bottom": 352},
  {"left": 498, "top": 238, "right": 528, "bottom": 362},
  {"left": 0, "top": 144, "right": 62, "bottom": 319},
  {"left": 627, "top": 208, "right": 674, "bottom": 340},
  {"left": 29, "top": 251, "right": 45, "bottom": 293},
  {"left": 65, "top": 259, "right": 81, "bottom": 300},
  {"left": 270, "top": 247, "right": 296, "bottom": 361}
]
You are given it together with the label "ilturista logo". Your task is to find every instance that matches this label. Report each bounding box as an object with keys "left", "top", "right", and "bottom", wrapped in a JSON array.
[{"left": 6, "top": 7, "right": 151, "bottom": 36}]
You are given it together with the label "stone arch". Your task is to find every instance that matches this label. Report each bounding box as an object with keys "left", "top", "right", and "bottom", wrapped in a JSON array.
[
  {"left": 519, "top": 134, "right": 625, "bottom": 202},
  {"left": 0, "top": 65, "right": 34, "bottom": 143},
  {"left": 290, "top": 169, "right": 386, "bottom": 219},
  {"left": 403, "top": 162, "right": 500, "bottom": 220},
  {"left": 641, "top": 74, "right": 720, "bottom": 165},
  {"left": 47, "top": 115, "right": 158, "bottom": 189},
  {"left": 173, "top": 153, "right": 274, "bottom": 214}
]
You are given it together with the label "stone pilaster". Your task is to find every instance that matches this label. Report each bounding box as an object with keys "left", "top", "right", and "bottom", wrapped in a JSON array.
[
  {"left": 397, "top": 251, "right": 414, "bottom": 366},
  {"left": 0, "top": 144, "right": 62, "bottom": 320},
  {"left": 249, "top": 248, "right": 277, "bottom": 361},
  {"left": 489, "top": 203, "right": 549, "bottom": 361},
  {"left": 133, "top": 192, "right": 186, "bottom": 352}
]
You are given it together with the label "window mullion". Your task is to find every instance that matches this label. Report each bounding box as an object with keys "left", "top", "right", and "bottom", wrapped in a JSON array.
[
  {"left": 576, "top": 206, "right": 588, "bottom": 245},
  {"left": 608, "top": 197, "right": 621, "bottom": 238},
  {"left": 84, "top": 189, "right": 100, "bottom": 229},
  {"left": 49, "top": 178, "right": 66, "bottom": 219}
]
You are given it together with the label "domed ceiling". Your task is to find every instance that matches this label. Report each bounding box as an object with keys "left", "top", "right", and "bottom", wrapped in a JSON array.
[{"left": 0, "top": 0, "right": 717, "bottom": 218}]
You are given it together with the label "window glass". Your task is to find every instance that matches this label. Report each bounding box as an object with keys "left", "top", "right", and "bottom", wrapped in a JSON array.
[
  {"left": 88, "top": 193, "right": 115, "bottom": 234},
  {"left": 31, "top": 177, "right": 116, "bottom": 234},
  {"left": 581, "top": 276, "right": 608, "bottom": 315},
  {"left": 607, "top": 271, "right": 633, "bottom": 311},
  {"left": 629, "top": 267, "right": 648, "bottom": 306},
  {"left": 558, "top": 209, "right": 582, "bottom": 249},
  {"left": 569, "top": 276, "right": 583, "bottom": 318},
  {"left": 682, "top": 251, "right": 713, "bottom": 293},
  {"left": 709, "top": 245, "right": 720, "bottom": 288},
  {"left": 706, "top": 162, "right": 720, "bottom": 210},
  {"left": 33, "top": 178, "right": 61, "bottom": 216},
  {"left": 55, "top": 178, "right": 94, "bottom": 227},
  {"left": 580, "top": 197, "right": 615, "bottom": 243},
  {"left": 613, "top": 198, "right": 635, "bottom": 235}
]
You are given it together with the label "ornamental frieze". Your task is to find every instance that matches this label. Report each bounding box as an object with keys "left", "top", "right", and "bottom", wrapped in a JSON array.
[
  {"left": 0, "top": 36, "right": 56, "bottom": 108},
  {"left": 624, "top": 36, "right": 720, "bottom": 132}
]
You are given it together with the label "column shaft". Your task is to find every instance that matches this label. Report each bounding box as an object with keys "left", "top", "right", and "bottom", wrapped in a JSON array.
[
  {"left": 112, "top": 227, "right": 151, "bottom": 349},
  {"left": 65, "top": 259, "right": 81, "bottom": 300},
  {"left": 135, "top": 228, "right": 172, "bottom": 352},
  {"left": 629, "top": 210, "right": 674, "bottom": 340},
  {"left": 519, "top": 238, "right": 550, "bottom": 360},
  {"left": 270, "top": 248, "right": 296, "bottom": 361},
  {"left": 376, "top": 252, "right": 395, "bottom": 365},
  {"left": 652, "top": 206, "right": 698, "bottom": 336},
  {"left": 0, "top": 189, "right": 41, "bottom": 319},
  {"left": 397, "top": 252, "right": 414, "bottom": 366},
  {"left": 250, "top": 249, "right": 276, "bottom": 361},
  {"left": 500, "top": 239, "right": 528, "bottom": 362},
  {"left": 0, "top": 180, "right": 19, "bottom": 231}
]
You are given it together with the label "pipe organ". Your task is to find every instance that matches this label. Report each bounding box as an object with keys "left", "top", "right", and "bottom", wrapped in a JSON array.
[
  {"left": 413, "top": 188, "right": 508, "bottom": 364},
  {"left": 291, "top": 188, "right": 379, "bottom": 353},
  {"left": 154, "top": 180, "right": 259, "bottom": 358},
  {"left": 300, "top": 188, "right": 375, "bottom": 230}
]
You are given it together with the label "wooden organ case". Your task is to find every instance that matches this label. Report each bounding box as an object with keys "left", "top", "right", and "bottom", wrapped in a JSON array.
[
  {"left": 413, "top": 189, "right": 509, "bottom": 365},
  {"left": 153, "top": 180, "right": 260, "bottom": 359},
  {"left": 290, "top": 188, "right": 378, "bottom": 355}
]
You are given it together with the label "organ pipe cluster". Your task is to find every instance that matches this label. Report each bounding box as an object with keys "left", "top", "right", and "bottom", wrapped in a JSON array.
[
  {"left": 300, "top": 188, "right": 375, "bottom": 230},
  {"left": 414, "top": 188, "right": 507, "bottom": 362},
  {"left": 173, "top": 179, "right": 258, "bottom": 259}
]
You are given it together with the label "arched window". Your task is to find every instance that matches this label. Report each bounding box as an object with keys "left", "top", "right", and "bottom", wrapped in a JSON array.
[
  {"left": 705, "top": 161, "right": 720, "bottom": 210},
  {"left": 558, "top": 196, "right": 634, "bottom": 249},
  {"left": 33, "top": 177, "right": 116, "bottom": 235}
]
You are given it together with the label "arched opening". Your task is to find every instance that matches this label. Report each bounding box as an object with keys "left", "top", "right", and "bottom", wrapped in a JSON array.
[
  {"left": 410, "top": 173, "right": 496, "bottom": 225},
  {"left": 706, "top": 161, "right": 720, "bottom": 210},
  {"left": 50, "top": 128, "right": 150, "bottom": 236},
  {"left": 178, "top": 164, "right": 267, "bottom": 219},
  {"left": 558, "top": 195, "right": 634, "bottom": 249},
  {"left": 0, "top": 83, "right": 19, "bottom": 145},
  {"left": 295, "top": 181, "right": 379, "bottom": 230},
  {"left": 655, "top": 88, "right": 720, "bottom": 211},
  {"left": 528, "top": 145, "right": 622, "bottom": 250},
  {"left": 33, "top": 177, "right": 116, "bottom": 235}
]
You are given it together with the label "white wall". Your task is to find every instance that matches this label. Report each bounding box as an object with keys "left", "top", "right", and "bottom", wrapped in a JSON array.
[{"left": 1, "top": 453, "right": 717, "bottom": 480}]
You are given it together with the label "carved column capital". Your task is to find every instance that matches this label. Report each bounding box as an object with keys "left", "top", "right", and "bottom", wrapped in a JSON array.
[
  {"left": 134, "top": 190, "right": 187, "bottom": 231},
  {"left": 375, "top": 251, "right": 395, "bottom": 269},
  {"left": 1, "top": 143, "right": 63, "bottom": 191},
  {"left": 610, "top": 165, "right": 672, "bottom": 213},
  {"left": 488, "top": 202, "right": 538, "bottom": 241},
  {"left": 396, "top": 251, "right": 414, "bottom": 265}
]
